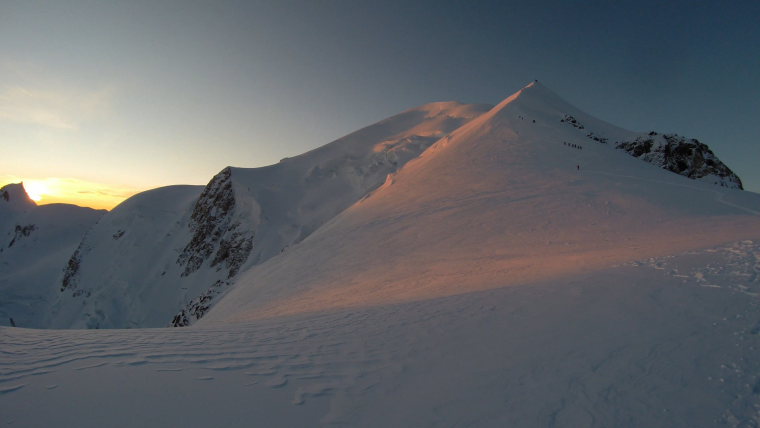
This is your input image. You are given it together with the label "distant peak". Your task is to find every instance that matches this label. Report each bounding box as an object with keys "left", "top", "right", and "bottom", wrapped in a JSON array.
[
  {"left": 481, "top": 80, "right": 574, "bottom": 120},
  {"left": 0, "top": 182, "right": 36, "bottom": 207},
  {"left": 518, "top": 79, "right": 555, "bottom": 95}
]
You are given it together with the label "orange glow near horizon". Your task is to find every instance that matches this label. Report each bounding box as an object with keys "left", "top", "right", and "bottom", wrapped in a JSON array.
[{"left": 1, "top": 176, "right": 141, "bottom": 210}]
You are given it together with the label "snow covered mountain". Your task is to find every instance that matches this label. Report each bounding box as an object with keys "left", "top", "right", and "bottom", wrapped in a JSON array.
[
  {"left": 3, "top": 82, "right": 760, "bottom": 427},
  {"left": 49, "top": 101, "right": 489, "bottom": 328},
  {"left": 0, "top": 183, "right": 104, "bottom": 328},
  {"left": 5, "top": 82, "right": 750, "bottom": 329},
  {"left": 200, "top": 81, "right": 760, "bottom": 324}
]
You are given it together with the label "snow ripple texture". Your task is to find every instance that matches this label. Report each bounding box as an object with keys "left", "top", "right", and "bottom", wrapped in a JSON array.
[{"left": 1, "top": 241, "right": 759, "bottom": 427}]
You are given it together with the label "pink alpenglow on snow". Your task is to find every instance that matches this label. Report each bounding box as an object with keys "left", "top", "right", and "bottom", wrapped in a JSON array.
[{"left": 2, "top": 82, "right": 760, "bottom": 428}]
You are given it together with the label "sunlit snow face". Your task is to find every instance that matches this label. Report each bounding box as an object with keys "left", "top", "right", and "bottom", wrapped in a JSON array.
[{"left": 24, "top": 180, "right": 49, "bottom": 202}]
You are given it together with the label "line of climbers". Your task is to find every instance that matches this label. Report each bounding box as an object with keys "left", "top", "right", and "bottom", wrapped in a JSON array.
[{"left": 562, "top": 141, "right": 582, "bottom": 150}]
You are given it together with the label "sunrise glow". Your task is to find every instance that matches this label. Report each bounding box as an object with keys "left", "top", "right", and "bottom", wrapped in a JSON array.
[
  {"left": 22, "top": 180, "right": 50, "bottom": 202},
  {"left": 1, "top": 175, "right": 140, "bottom": 210}
]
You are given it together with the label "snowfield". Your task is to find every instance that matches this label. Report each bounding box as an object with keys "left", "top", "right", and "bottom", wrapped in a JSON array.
[
  {"left": 2, "top": 241, "right": 759, "bottom": 427},
  {"left": 2, "top": 82, "right": 760, "bottom": 426}
]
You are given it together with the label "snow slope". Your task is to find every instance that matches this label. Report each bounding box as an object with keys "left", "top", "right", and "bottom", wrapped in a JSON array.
[
  {"left": 2, "top": 241, "right": 759, "bottom": 427},
  {"left": 0, "top": 183, "right": 104, "bottom": 328},
  {"left": 52, "top": 185, "right": 204, "bottom": 328},
  {"left": 50, "top": 101, "right": 489, "bottom": 328},
  {"left": 203, "top": 82, "right": 760, "bottom": 323}
]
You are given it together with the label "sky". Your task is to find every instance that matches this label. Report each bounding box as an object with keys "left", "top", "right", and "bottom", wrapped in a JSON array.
[{"left": 1, "top": 0, "right": 758, "bottom": 209}]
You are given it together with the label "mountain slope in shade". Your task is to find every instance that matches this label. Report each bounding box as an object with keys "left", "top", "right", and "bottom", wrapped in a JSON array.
[
  {"left": 203, "top": 82, "right": 760, "bottom": 324},
  {"left": 51, "top": 185, "right": 204, "bottom": 328},
  {"left": 50, "top": 101, "right": 490, "bottom": 328},
  {"left": 0, "top": 183, "right": 104, "bottom": 327}
]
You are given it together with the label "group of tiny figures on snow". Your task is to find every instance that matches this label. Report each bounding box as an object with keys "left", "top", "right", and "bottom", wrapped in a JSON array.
[{"left": 562, "top": 142, "right": 582, "bottom": 171}]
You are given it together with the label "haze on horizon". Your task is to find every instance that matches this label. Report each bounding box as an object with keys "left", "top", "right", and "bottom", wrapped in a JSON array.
[{"left": 2, "top": 0, "right": 758, "bottom": 210}]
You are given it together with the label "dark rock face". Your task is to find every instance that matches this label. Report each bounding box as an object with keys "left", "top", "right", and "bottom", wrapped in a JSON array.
[
  {"left": 8, "top": 224, "right": 36, "bottom": 247},
  {"left": 61, "top": 244, "right": 94, "bottom": 297},
  {"left": 60, "top": 246, "right": 82, "bottom": 293},
  {"left": 560, "top": 114, "right": 585, "bottom": 130},
  {"left": 586, "top": 132, "right": 608, "bottom": 144},
  {"left": 177, "top": 167, "right": 255, "bottom": 278},
  {"left": 616, "top": 133, "right": 743, "bottom": 189},
  {"left": 170, "top": 280, "right": 230, "bottom": 327},
  {"left": 171, "top": 168, "right": 256, "bottom": 326},
  {"left": 560, "top": 114, "right": 743, "bottom": 190}
]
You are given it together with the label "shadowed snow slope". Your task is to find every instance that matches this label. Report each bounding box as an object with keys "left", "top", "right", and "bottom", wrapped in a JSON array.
[
  {"left": 204, "top": 82, "right": 760, "bottom": 323},
  {"left": 0, "top": 183, "right": 104, "bottom": 328},
  {"left": 51, "top": 185, "right": 204, "bottom": 328}
]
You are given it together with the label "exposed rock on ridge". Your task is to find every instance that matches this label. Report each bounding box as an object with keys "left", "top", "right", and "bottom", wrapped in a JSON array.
[
  {"left": 559, "top": 115, "right": 742, "bottom": 189},
  {"left": 616, "top": 133, "right": 743, "bottom": 189},
  {"left": 177, "top": 167, "right": 255, "bottom": 278}
]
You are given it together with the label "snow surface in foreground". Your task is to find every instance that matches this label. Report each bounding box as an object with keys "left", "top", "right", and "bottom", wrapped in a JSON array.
[{"left": 2, "top": 241, "right": 759, "bottom": 427}]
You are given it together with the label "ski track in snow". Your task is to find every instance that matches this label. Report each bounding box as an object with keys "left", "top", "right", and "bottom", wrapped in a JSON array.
[{"left": 2, "top": 241, "right": 760, "bottom": 427}]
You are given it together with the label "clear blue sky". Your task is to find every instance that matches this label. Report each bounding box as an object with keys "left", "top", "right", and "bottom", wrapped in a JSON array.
[{"left": 2, "top": 0, "right": 758, "bottom": 207}]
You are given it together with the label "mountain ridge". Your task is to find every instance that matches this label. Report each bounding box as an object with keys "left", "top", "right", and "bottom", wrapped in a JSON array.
[
  {"left": 1, "top": 82, "right": 755, "bottom": 328},
  {"left": 201, "top": 82, "right": 760, "bottom": 323}
]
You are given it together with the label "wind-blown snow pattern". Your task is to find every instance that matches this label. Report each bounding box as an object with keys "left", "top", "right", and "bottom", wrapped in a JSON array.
[
  {"left": 0, "top": 183, "right": 104, "bottom": 328},
  {"left": 2, "top": 82, "right": 760, "bottom": 426},
  {"left": 2, "top": 242, "right": 760, "bottom": 427}
]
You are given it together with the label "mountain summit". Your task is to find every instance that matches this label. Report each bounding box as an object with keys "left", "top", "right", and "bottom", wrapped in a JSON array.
[
  {"left": 202, "top": 82, "right": 759, "bottom": 323},
  {"left": 3, "top": 82, "right": 760, "bottom": 427},
  {"left": 0, "top": 183, "right": 36, "bottom": 210},
  {"left": 3, "top": 82, "right": 755, "bottom": 329}
]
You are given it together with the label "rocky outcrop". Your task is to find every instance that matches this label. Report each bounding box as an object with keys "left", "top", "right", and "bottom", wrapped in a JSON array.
[
  {"left": 616, "top": 133, "right": 743, "bottom": 189},
  {"left": 560, "top": 114, "right": 585, "bottom": 130},
  {"left": 170, "top": 280, "right": 230, "bottom": 327},
  {"left": 560, "top": 114, "right": 742, "bottom": 189},
  {"left": 176, "top": 167, "right": 255, "bottom": 278},
  {"left": 8, "top": 224, "right": 36, "bottom": 247},
  {"left": 60, "top": 244, "right": 85, "bottom": 295},
  {"left": 170, "top": 168, "right": 256, "bottom": 327}
]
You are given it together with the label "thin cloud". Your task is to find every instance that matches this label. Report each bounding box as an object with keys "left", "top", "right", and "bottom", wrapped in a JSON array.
[{"left": 0, "top": 85, "right": 114, "bottom": 130}]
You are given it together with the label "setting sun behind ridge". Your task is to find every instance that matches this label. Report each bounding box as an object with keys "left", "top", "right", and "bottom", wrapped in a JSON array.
[
  {"left": 1, "top": 175, "right": 140, "bottom": 210},
  {"left": 23, "top": 180, "right": 50, "bottom": 202}
]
